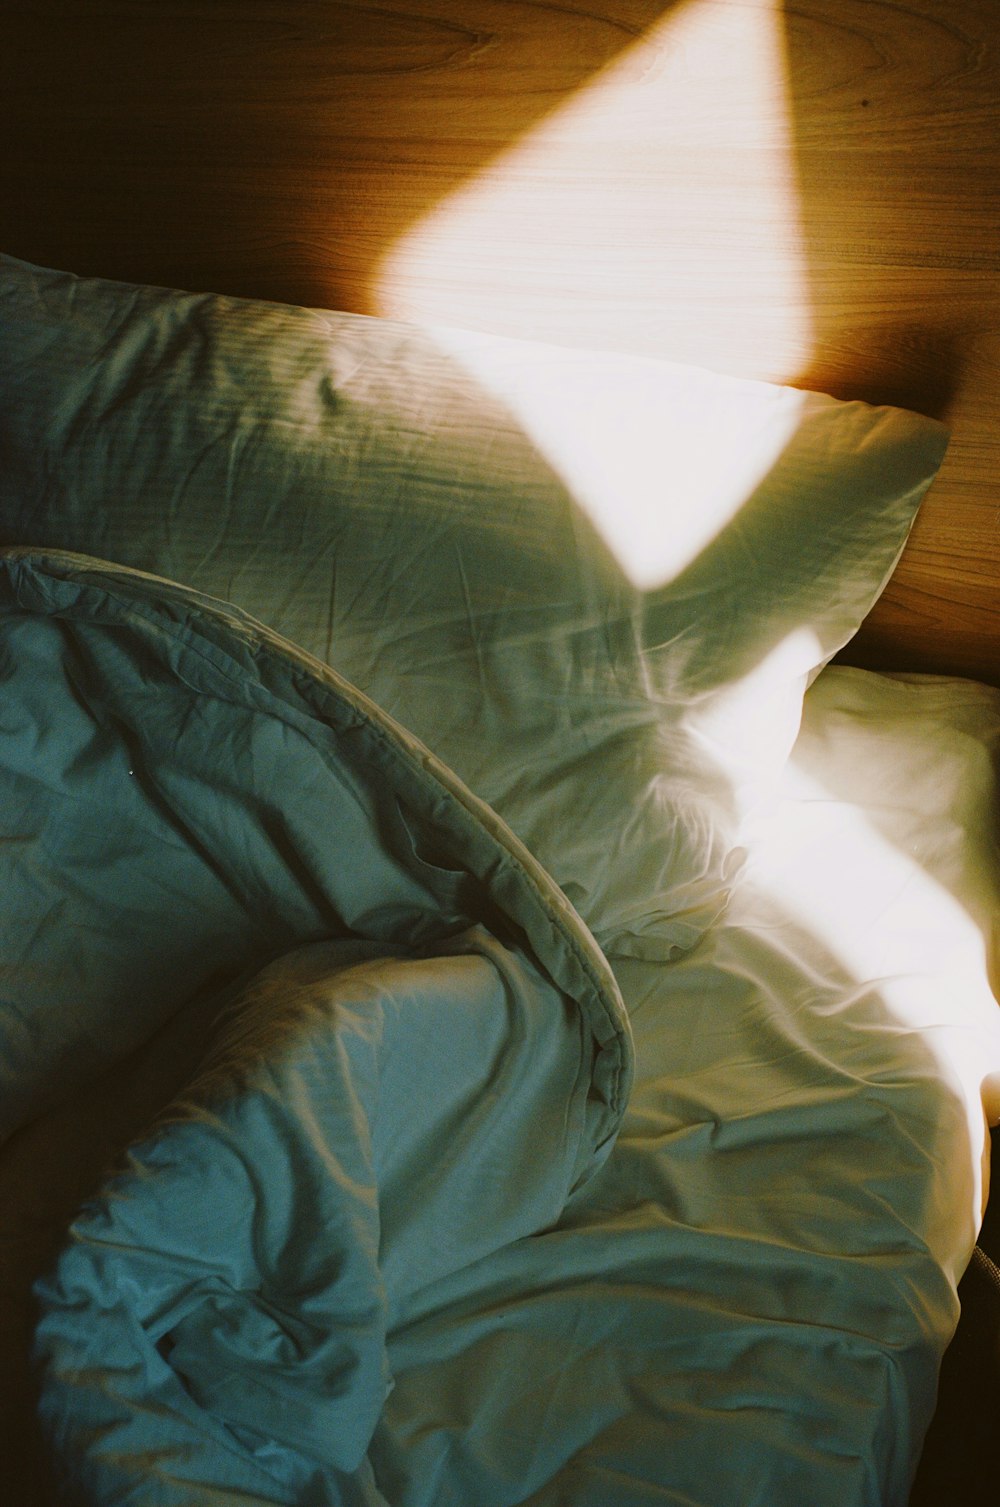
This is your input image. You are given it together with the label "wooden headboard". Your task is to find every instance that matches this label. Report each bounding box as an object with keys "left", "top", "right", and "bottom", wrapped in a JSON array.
[{"left": 3, "top": 0, "right": 998, "bottom": 681}]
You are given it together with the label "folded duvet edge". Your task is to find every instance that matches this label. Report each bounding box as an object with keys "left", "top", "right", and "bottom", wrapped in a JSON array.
[{"left": 0, "top": 545, "right": 634, "bottom": 1161}]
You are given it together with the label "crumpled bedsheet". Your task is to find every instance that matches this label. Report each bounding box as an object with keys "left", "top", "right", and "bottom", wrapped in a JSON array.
[
  {"left": 5, "top": 549, "right": 1000, "bottom": 1506},
  {"left": 37, "top": 933, "right": 602, "bottom": 1507}
]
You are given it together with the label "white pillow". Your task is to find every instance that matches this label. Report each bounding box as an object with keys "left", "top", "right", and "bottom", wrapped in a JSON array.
[{"left": 0, "top": 254, "right": 949, "bottom": 958}]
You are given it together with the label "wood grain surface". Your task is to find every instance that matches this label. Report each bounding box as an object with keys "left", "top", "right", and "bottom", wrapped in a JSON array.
[{"left": 2, "top": 0, "right": 998, "bottom": 679}]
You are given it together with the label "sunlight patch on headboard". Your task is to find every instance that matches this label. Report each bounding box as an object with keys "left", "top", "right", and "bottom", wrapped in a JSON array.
[{"left": 371, "top": 0, "right": 813, "bottom": 383}]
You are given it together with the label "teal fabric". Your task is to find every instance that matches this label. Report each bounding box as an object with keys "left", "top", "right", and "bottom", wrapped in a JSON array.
[
  {"left": 2, "top": 548, "right": 630, "bottom": 1502},
  {"left": 0, "top": 548, "right": 630, "bottom": 1144},
  {"left": 362, "top": 934, "right": 960, "bottom": 1507},
  {"left": 36, "top": 934, "right": 596, "bottom": 1506},
  {"left": 4, "top": 554, "right": 980, "bottom": 1506}
]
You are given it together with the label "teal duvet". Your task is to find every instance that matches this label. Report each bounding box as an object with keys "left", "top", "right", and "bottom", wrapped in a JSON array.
[
  {"left": 4, "top": 548, "right": 980, "bottom": 1507},
  {"left": 3, "top": 548, "right": 629, "bottom": 1505}
]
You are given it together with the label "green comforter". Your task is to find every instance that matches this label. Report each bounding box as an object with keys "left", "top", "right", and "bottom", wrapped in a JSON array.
[{"left": 1, "top": 548, "right": 630, "bottom": 1505}]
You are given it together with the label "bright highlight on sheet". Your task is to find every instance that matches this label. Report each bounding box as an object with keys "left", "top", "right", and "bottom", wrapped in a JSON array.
[{"left": 752, "top": 754, "right": 1000, "bottom": 1237}]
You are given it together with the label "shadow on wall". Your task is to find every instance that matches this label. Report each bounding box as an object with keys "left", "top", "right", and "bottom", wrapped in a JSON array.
[
  {"left": 1, "top": 0, "right": 679, "bottom": 307},
  {"left": 3, "top": 2, "right": 991, "bottom": 425}
]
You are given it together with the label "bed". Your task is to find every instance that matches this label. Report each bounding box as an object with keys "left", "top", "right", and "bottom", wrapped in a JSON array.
[{"left": 2, "top": 2, "right": 999, "bottom": 1504}]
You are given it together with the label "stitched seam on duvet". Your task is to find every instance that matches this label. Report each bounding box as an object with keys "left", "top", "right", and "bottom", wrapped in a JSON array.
[{"left": 2, "top": 553, "right": 631, "bottom": 1115}]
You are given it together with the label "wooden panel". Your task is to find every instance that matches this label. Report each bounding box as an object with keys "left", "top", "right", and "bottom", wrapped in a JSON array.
[
  {"left": 1, "top": 0, "right": 998, "bottom": 679},
  {"left": 784, "top": 0, "right": 1000, "bottom": 680}
]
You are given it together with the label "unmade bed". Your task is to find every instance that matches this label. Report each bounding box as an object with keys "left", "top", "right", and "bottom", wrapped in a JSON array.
[
  {"left": 2, "top": 1, "right": 1000, "bottom": 1502},
  {"left": 2, "top": 253, "right": 1000, "bottom": 1505}
]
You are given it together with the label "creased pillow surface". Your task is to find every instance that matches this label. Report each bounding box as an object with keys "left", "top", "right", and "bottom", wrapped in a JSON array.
[{"left": 0, "top": 254, "right": 949, "bottom": 957}]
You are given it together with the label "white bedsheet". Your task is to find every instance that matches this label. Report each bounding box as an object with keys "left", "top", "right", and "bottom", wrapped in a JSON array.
[{"left": 362, "top": 666, "right": 1000, "bottom": 1507}]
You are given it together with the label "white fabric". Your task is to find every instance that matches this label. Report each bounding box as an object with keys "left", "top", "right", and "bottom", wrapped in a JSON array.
[{"left": 364, "top": 666, "right": 1000, "bottom": 1506}]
